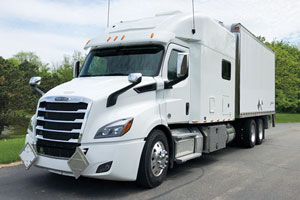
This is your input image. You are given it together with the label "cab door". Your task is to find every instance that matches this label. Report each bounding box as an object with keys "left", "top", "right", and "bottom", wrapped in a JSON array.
[{"left": 161, "top": 44, "right": 190, "bottom": 124}]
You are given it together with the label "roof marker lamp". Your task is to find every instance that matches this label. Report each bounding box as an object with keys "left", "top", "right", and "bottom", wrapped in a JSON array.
[{"left": 94, "top": 118, "right": 133, "bottom": 139}]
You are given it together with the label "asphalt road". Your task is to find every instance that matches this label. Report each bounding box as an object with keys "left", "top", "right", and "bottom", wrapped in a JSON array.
[{"left": 1, "top": 123, "right": 300, "bottom": 200}]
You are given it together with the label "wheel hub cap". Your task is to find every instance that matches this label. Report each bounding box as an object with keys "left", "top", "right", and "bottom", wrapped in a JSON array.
[{"left": 151, "top": 141, "right": 168, "bottom": 177}]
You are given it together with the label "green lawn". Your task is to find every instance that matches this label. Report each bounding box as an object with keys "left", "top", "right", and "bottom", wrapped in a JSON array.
[
  {"left": 0, "top": 134, "right": 25, "bottom": 164},
  {"left": 276, "top": 113, "right": 300, "bottom": 123}
]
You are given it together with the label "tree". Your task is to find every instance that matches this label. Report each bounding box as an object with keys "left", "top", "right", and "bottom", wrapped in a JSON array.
[
  {"left": 53, "top": 51, "right": 86, "bottom": 83},
  {"left": 12, "top": 51, "right": 42, "bottom": 67},
  {"left": 264, "top": 41, "right": 300, "bottom": 113}
]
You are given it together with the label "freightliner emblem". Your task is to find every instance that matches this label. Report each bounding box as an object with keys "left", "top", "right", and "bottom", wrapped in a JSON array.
[{"left": 55, "top": 97, "right": 69, "bottom": 101}]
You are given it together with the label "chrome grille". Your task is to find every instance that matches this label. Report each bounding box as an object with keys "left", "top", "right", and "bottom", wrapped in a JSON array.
[{"left": 35, "top": 96, "right": 91, "bottom": 158}]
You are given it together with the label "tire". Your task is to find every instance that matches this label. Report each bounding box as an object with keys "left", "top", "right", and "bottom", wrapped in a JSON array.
[
  {"left": 137, "top": 129, "right": 169, "bottom": 188},
  {"left": 241, "top": 119, "right": 256, "bottom": 148},
  {"left": 255, "top": 118, "right": 264, "bottom": 145}
]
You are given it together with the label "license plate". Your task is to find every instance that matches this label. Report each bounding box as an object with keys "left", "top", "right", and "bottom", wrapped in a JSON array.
[{"left": 19, "top": 143, "right": 38, "bottom": 170}]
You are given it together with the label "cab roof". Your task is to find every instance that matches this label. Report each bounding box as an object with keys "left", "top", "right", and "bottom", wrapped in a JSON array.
[{"left": 84, "top": 11, "right": 235, "bottom": 56}]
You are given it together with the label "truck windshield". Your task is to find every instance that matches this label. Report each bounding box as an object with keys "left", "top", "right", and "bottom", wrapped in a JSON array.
[{"left": 79, "top": 45, "right": 164, "bottom": 77}]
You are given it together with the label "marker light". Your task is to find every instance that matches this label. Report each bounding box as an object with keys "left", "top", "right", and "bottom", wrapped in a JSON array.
[
  {"left": 121, "top": 35, "right": 125, "bottom": 40},
  {"left": 114, "top": 36, "right": 118, "bottom": 41},
  {"left": 150, "top": 33, "right": 154, "bottom": 38},
  {"left": 85, "top": 40, "right": 91, "bottom": 45},
  {"left": 107, "top": 37, "right": 111, "bottom": 42},
  {"left": 235, "top": 26, "right": 240, "bottom": 31}
]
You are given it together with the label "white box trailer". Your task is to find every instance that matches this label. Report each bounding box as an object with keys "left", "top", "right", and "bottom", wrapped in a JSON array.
[
  {"left": 232, "top": 24, "right": 275, "bottom": 118},
  {"left": 21, "top": 11, "right": 275, "bottom": 188}
]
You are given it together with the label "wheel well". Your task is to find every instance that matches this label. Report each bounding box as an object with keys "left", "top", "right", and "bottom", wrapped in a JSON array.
[{"left": 148, "top": 125, "right": 174, "bottom": 168}]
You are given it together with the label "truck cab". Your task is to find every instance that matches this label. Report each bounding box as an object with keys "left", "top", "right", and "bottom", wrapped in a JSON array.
[{"left": 21, "top": 11, "right": 275, "bottom": 188}]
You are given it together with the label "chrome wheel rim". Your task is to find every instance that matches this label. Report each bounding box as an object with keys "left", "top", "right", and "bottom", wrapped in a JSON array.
[
  {"left": 258, "top": 123, "right": 263, "bottom": 140},
  {"left": 251, "top": 124, "right": 256, "bottom": 143},
  {"left": 151, "top": 141, "right": 168, "bottom": 177}
]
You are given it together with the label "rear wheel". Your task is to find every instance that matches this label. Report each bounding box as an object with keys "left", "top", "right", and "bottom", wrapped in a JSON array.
[
  {"left": 137, "top": 129, "right": 169, "bottom": 188},
  {"left": 241, "top": 119, "right": 256, "bottom": 148},
  {"left": 255, "top": 118, "right": 264, "bottom": 145}
]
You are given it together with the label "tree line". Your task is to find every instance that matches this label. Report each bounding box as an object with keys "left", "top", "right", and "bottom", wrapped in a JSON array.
[
  {"left": 0, "top": 51, "right": 85, "bottom": 134},
  {"left": 0, "top": 40, "right": 300, "bottom": 135}
]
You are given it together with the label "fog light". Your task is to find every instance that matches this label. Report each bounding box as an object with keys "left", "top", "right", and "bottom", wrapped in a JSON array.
[{"left": 96, "top": 161, "right": 113, "bottom": 173}]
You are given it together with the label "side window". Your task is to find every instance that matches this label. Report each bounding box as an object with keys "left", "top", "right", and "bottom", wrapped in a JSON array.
[
  {"left": 168, "top": 50, "right": 180, "bottom": 81},
  {"left": 88, "top": 57, "right": 107, "bottom": 75},
  {"left": 222, "top": 60, "right": 231, "bottom": 80}
]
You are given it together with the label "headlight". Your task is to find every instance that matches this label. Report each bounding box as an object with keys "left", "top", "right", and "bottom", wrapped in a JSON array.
[{"left": 94, "top": 118, "right": 133, "bottom": 139}]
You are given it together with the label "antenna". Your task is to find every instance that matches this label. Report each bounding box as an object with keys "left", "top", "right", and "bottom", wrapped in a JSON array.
[
  {"left": 107, "top": 0, "right": 110, "bottom": 28},
  {"left": 192, "top": 0, "right": 196, "bottom": 34}
]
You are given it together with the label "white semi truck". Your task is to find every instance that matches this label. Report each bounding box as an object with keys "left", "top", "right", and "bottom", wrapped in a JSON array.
[{"left": 20, "top": 11, "right": 275, "bottom": 188}]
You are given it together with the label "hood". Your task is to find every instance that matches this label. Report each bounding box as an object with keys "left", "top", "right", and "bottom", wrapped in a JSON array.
[{"left": 44, "top": 76, "right": 155, "bottom": 101}]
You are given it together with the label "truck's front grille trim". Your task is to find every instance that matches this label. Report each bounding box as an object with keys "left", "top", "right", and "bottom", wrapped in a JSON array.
[
  {"left": 37, "top": 120, "right": 82, "bottom": 131},
  {"left": 36, "top": 135, "right": 79, "bottom": 143},
  {"left": 38, "top": 108, "right": 87, "bottom": 113},
  {"left": 35, "top": 96, "right": 91, "bottom": 158},
  {"left": 39, "top": 102, "right": 88, "bottom": 111},
  {"left": 36, "top": 126, "right": 81, "bottom": 133},
  {"left": 37, "top": 117, "right": 84, "bottom": 123}
]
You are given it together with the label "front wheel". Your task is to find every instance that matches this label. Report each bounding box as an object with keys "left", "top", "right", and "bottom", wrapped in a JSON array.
[{"left": 137, "top": 129, "right": 169, "bottom": 188}]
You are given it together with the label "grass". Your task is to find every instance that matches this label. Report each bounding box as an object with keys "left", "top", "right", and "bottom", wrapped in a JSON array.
[
  {"left": 0, "top": 126, "right": 26, "bottom": 164},
  {"left": 0, "top": 134, "right": 25, "bottom": 164},
  {"left": 276, "top": 113, "right": 300, "bottom": 123}
]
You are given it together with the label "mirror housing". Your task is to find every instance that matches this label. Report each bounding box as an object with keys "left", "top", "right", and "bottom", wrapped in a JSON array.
[
  {"left": 29, "top": 76, "right": 44, "bottom": 96},
  {"left": 73, "top": 61, "right": 80, "bottom": 78},
  {"left": 29, "top": 76, "right": 41, "bottom": 86},
  {"left": 177, "top": 53, "right": 188, "bottom": 77},
  {"left": 128, "top": 73, "right": 142, "bottom": 84}
]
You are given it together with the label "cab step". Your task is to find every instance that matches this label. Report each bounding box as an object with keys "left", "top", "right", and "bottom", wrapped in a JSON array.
[
  {"left": 171, "top": 127, "right": 203, "bottom": 163},
  {"left": 175, "top": 153, "right": 202, "bottom": 164}
]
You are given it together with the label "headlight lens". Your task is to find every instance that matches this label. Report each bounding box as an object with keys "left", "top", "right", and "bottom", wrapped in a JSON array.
[{"left": 94, "top": 118, "right": 133, "bottom": 139}]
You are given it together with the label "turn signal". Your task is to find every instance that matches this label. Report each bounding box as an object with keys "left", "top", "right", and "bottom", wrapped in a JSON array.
[{"left": 122, "top": 119, "right": 133, "bottom": 135}]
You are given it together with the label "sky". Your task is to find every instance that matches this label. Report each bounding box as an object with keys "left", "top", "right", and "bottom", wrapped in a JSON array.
[{"left": 0, "top": 0, "right": 300, "bottom": 65}]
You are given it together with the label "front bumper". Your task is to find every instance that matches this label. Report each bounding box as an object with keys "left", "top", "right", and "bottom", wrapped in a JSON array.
[{"left": 25, "top": 134, "right": 145, "bottom": 181}]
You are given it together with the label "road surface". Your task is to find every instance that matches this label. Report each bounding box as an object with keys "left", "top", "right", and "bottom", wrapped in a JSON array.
[{"left": 1, "top": 123, "right": 300, "bottom": 200}]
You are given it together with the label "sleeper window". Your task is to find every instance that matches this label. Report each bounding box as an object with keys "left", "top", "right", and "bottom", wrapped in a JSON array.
[{"left": 222, "top": 60, "right": 231, "bottom": 80}]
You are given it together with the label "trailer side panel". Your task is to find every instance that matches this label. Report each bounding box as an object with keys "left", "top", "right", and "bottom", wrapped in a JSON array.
[{"left": 233, "top": 24, "right": 275, "bottom": 118}]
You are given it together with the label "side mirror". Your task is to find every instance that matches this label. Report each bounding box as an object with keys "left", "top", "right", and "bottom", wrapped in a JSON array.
[
  {"left": 177, "top": 53, "right": 188, "bottom": 77},
  {"left": 29, "top": 76, "right": 41, "bottom": 86},
  {"left": 29, "top": 76, "right": 44, "bottom": 96},
  {"left": 128, "top": 73, "right": 142, "bottom": 84},
  {"left": 73, "top": 61, "right": 80, "bottom": 78}
]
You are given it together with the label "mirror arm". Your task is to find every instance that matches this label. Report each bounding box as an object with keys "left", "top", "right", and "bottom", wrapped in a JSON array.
[
  {"left": 164, "top": 72, "right": 188, "bottom": 89},
  {"left": 106, "top": 78, "right": 141, "bottom": 107},
  {"left": 31, "top": 86, "right": 44, "bottom": 96}
]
